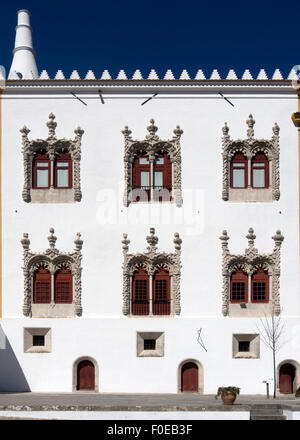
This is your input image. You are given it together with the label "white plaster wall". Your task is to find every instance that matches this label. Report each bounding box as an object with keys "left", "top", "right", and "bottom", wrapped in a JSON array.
[
  {"left": 1, "top": 88, "right": 299, "bottom": 393},
  {"left": 1, "top": 316, "right": 300, "bottom": 393}
]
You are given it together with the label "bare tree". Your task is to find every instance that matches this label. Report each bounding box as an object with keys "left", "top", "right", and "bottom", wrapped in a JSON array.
[{"left": 257, "top": 311, "right": 285, "bottom": 398}]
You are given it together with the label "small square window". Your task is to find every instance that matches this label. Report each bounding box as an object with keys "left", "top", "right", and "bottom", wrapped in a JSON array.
[
  {"left": 24, "top": 328, "right": 51, "bottom": 353},
  {"left": 137, "top": 332, "right": 164, "bottom": 357},
  {"left": 233, "top": 334, "right": 260, "bottom": 359},
  {"left": 144, "top": 339, "right": 156, "bottom": 350},
  {"left": 33, "top": 335, "right": 45, "bottom": 346},
  {"left": 238, "top": 341, "right": 250, "bottom": 352}
]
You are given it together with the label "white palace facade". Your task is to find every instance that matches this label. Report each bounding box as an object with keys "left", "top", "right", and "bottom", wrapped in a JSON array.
[{"left": 1, "top": 9, "right": 300, "bottom": 394}]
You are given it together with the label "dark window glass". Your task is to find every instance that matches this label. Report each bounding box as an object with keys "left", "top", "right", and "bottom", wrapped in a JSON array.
[
  {"left": 33, "top": 335, "right": 45, "bottom": 346},
  {"left": 144, "top": 339, "right": 156, "bottom": 350},
  {"left": 238, "top": 341, "right": 250, "bottom": 352}
]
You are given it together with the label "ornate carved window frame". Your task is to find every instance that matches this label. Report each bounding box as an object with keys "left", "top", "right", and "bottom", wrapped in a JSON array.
[
  {"left": 122, "top": 228, "right": 182, "bottom": 316},
  {"left": 122, "top": 119, "right": 183, "bottom": 207},
  {"left": 222, "top": 114, "right": 280, "bottom": 202},
  {"left": 20, "top": 113, "right": 84, "bottom": 203},
  {"left": 21, "top": 228, "right": 83, "bottom": 317},
  {"left": 220, "top": 228, "right": 284, "bottom": 317}
]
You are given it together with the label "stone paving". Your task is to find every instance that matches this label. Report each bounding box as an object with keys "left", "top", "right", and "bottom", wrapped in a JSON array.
[{"left": 0, "top": 392, "right": 299, "bottom": 411}]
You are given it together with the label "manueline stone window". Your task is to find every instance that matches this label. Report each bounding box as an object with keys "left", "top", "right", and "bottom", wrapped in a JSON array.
[
  {"left": 20, "top": 113, "right": 84, "bottom": 203},
  {"left": 122, "top": 228, "right": 182, "bottom": 317},
  {"left": 21, "top": 228, "right": 83, "bottom": 318},
  {"left": 122, "top": 120, "right": 183, "bottom": 207},
  {"left": 220, "top": 228, "right": 284, "bottom": 317},
  {"left": 222, "top": 114, "right": 280, "bottom": 202}
]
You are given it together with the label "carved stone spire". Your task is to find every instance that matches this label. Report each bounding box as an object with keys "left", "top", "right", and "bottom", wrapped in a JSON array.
[
  {"left": 21, "top": 233, "right": 30, "bottom": 252},
  {"left": 219, "top": 230, "right": 230, "bottom": 250},
  {"left": 122, "top": 126, "right": 132, "bottom": 139},
  {"left": 246, "top": 227, "right": 256, "bottom": 247},
  {"left": 47, "top": 113, "right": 57, "bottom": 138},
  {"left": 246, "top": 114, "right": 255, "bottom": 138},
  {"left": 48, "top": 228, "right": 57, "bottom": 249},
  {"left": 122, "top": 233, "right": 130, "bottom": 254},
  {"left": 146, "top": 227, "right": 158, "bottom": 252},
  {"left": 173, "top": 125, "right": 183, "bottom": 139},
  {"left": 74, "top": 233, "right": 83, "bottom": 252},
  {"left": 272, "top": 229, "right": 284, "bottom": 248},
  {"left": 147, "top": 119, "right": 158, "bottom": 137},
  {"left": 222, "top": 122, "right": 230, "bottom": 138},
  {"left": 173, "top": 232, "right": 182, "bottom": 253},
  {"left": 272, "top": 122, "right": 280, "bottom": 136},
  {"left": 8, "top": 10, "right": 38, "bottom": 79}
]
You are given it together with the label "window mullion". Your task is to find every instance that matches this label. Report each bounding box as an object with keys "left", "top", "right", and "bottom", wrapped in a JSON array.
[
  {"left": 247, "top": 159, "right": 251, "bottom": 188},
  {"left": 149, "top": 274, "right": 153, "bottom": 316},
  {"left": 150, "top": 160, "right": 154, "bottom": 201},
  {"left": 50, "top": 159, "right": 54, "bottom": 189},
  {"left": 51, "top": 273, "right": 55, "bottom": 304}
]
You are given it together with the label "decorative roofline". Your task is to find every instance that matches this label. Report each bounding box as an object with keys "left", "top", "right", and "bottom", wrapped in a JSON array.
[{"left": 5, "top": 68, "right": 299, "bottom": 81}]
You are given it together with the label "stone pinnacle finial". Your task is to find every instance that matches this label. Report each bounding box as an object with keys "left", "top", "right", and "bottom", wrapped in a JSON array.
[
  {"left": 48, "top": 228, "right": 57, "bottom": 249},
  {"left": 122, "top": 126, "right": 132, "bottom": 139},
  {"left": 147, "top": 119, "right": 158, "bottom": 137},
  {"left": 146, "top": 227, "right": 158, "bottom": 251},
  {"left": 74, "top": 233, "right": 83, "bottom": 251},
  {"left": 246, "top": 227, "right": 256, "bottom": 247},
  {"left": 222, "top": 122, "right": 230, "bottom": 137},
  {"left": 8, "top": 10, "right": 38, "bottom": 79},
  {"left": 173, "top": 232, "right": 182, "bottom": 252},
  {"left": 272, "top": 229, "right": 284, "bottom": 247},
  {"left": 272, "top": 122, "right": 280, "bottom": 136},
  {"left": 246, "top": 114, "right": 255, "bottom": 138},
  {"left": 21, "top": 232, "right": 30, "bottom": 251},
  {"left": 173, "top": 125, "right": 183, "bottom": 138},
  {"left": 219, "top": 230, "right": 230, "bottom": 248},
  {"left": 122, "top": 233, "right": 130, "bottom": 253},
  {"left": 47, "top": 113, "right": 57, "bottom": 137}
]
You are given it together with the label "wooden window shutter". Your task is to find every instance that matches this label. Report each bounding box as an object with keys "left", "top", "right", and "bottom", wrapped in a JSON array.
[
  {"left": 153, "top": 268, "right": 171, "bottom": 315},
  {"left": 34, "top": 267, "right": 51, "bottom": 303},
  {"left": 230, "top": 270, "right": 248, "bottom": 303},
  {"left": 54, "top": 267, "right": 73, "bottom": 303},
  {"left": 251, "top": 269, "right": 269, "bottom": 303},
  {"left": 132, "top": 268, "right": 149, "bottom": 315}
]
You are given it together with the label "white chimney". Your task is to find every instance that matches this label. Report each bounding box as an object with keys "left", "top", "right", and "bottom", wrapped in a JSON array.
[{"left": 8, "top": 10, "right": 38, "bottom": 80}]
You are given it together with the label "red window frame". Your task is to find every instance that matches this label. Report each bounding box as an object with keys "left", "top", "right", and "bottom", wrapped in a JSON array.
[
  {"left": 33, "top": 267, "right": 51, "bottom": 303},
  {"left": 251, "top": 152, "right": 269, "bottom": 189},
  {"left": 132, "top": 268, "right": 149, "bottom": 315},
  {"left": 153, "top": 153, "right": 172, "bottom": 202},
  {"left": 32, "top": 152, "right": 50, "bottom": 189},
  {"left": 251, "top": 269, "right": 269, "bottom": 303},
  {"left": 54, "top": 152, "right": 73, "bottom": 189},
  {"left": 230, "top": 152, "right": 248, "bottom": 189},
  {"left": 54, "top": 267, "right": 73, "bottom": 303},
  {"left": 132, "top": 153, "right": 151, "bottom": 201},
  {"left": 230, "top": 270, "right": 248, "bottom": 303},
  {"left": 153, "top": 268, "right": 171, "bottom": 315}
]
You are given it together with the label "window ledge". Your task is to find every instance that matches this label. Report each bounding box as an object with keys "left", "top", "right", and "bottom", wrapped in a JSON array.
[
  {"left": 228, "top": 187, "right": 274, "bottom": 202},
  {"left": 138, "top": 350, "right": 164, "bottom": 357},
  {"left": 234, "top": 352, "right": 259, "bottom": 359},
  {"left": 30, "top": 188, "right": 76, "bottom": 203},
  {"left": 31, "top": 303, "right": 76, "bottom": 318}
]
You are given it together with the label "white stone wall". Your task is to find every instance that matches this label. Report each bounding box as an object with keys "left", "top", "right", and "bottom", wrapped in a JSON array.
[{"left": 1, "top": 86, "right": 299, "bottom": 393}]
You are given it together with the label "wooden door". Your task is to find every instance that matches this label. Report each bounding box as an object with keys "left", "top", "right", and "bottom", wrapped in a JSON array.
[
  {"left": 77, "top": 360, "right": 95, "bottom": 390},
  {"left": 279, "top": 364, "right": 295, "bottom": 394},
  {"left": 181, "top": 362, "right": 198, "bottom": 392}
]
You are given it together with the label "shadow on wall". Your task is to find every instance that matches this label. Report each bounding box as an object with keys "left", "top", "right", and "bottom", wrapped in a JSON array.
[{"left": 0, "top": 325, "right": 30, "bottom": 392}]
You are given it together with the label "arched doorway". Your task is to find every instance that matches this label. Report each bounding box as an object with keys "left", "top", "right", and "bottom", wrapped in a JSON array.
[
  {"left": 181, "top": 362, "right": 198, "bottom": 392},
  {"left": 77, "top": 360, "right": 95, "bottom": 390},
  {"left": 73, "top": 357, "right": 99, "bottom": 392},
  {"left": 279, "top": 363, "right": 296, "bottom": 394}
]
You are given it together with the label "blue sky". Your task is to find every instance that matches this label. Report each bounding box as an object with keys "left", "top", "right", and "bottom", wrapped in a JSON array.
[{"left": 0, "top": 0, "right": 299, "bottom": 79}]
